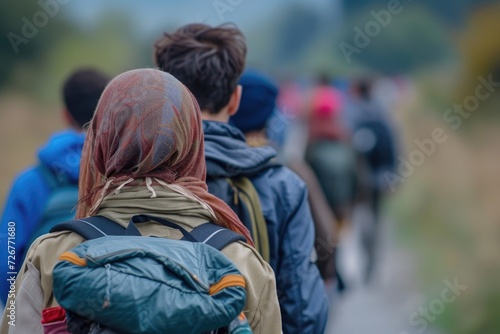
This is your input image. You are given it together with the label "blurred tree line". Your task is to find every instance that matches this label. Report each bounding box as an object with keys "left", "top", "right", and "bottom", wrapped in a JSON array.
[
  {"left": 344, "top": 0, "right": 499, "bottom": 26},
  {"left": 0, "top": 2, "right": 67, "bottom": 88},
  {"left": 0, "top": 3, "right": 152, "bottom": 104},
  {"left": 1, "top": 1, "right": 499, "bottom": 98},
  {"left": 246, "top": 0, "right": 500, "bottom": 76}
]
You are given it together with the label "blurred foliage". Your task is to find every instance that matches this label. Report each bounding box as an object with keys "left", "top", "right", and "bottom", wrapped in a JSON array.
[
  {"left": 0, "top": 2, "right": 41, "bottom": 83},
  {"left": 339, "top": 5, "right": 455, "bottom": 74},
  {"left": 3, "top": 12, "right": 148, "bottom": 106},
  {"left": 457, "top": 3, "right": 500, "bottom": 99},
  {"left": 388, "top": 69, "right": 500, "bottom": 333},
  {"left": 246, "top": 3, "right": 324, "bottom": 75},
  {"left": 343, "top": 0, "right": 500, "bottom": 26},
  {"left": 0, "top": 1, "right": 71, "bottom": 88},
  {"left": 33, "top": 14, "right": 144, "bottom": 105},
  {"left": 2, "top": 1, "right": 500, "bottom": 90},
  {"left": 269, "top": 4, "right": 322, "bottom": 66},
  {"left": 247, "top": 2, "right": 461, "bottom": 76},
  {"left": 2, "top": 1, "right": 497, "bottom": 91}
]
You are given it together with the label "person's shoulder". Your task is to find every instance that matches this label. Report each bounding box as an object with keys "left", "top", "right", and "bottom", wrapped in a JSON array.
[
  {"left": 250, "top": 165, "right": 308, "bottom": 218},
  {"left": 9, "top": 165, "right": 46, "bottom": 191},
  {"left": 254, "top": 164, "right": 307, "bottom": 194},
  {"left": 26, "top": 230, "right": 85, "bottom": 264},
  {"left": 30, "top": 230, "right": 84, "bottom": 249},
  {"left": 221, "top": 241, "right": 274, "bottom": 277}
]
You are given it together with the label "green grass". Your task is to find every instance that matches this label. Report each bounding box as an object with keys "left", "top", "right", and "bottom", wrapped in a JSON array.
[{"left": 386, "top": 84, "right": 500, "bottom": 333}]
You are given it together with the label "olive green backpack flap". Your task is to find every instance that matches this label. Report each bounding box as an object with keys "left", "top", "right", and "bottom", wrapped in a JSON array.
[{"left": 227, "top": 177, "right": 270, "bottom": 263}]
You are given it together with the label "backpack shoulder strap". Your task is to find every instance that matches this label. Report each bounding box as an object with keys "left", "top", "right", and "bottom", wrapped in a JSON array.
[
  {"left": 186, "top": 223, "right": 246, "bottom": 251},
  {"left": 50, "top": 216, "right": 127, "bottom": 240},
  {"left": 50, "top": 214, "right": 245, "bottom": 249},
  {"left": 229, "top": 176, "right": 270, "bottom": 262}
]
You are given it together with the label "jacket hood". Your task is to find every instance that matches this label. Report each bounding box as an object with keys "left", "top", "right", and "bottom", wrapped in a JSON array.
[
  {"left": 203, "top": 121, "right": 277, "bottom": 177},
  {"left": 37, "top": 130, "right": 85, "bottom": 182}
]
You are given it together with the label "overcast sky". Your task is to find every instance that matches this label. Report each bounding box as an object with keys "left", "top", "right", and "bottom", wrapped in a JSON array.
[{"left": 64, "top": 0, "right": 340, "bottom": 35}]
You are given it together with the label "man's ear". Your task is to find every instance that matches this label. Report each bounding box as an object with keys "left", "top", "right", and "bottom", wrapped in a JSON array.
[{"left": 227, "top": 85, "right": 242, "bottom": 117}]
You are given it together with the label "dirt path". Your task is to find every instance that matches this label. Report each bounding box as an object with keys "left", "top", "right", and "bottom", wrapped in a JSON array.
[{"left": 325, "top": 205, "right": 444, "bottom": 334}]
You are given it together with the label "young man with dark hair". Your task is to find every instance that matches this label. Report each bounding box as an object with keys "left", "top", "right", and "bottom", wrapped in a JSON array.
[
  {"left": 155, "top": 23, "right": 328, "bottom": 334},
  {"left": 0, "top": 68, "right": 109, "bottom": 304},
  {"left": 62, "top": 69, "right": 111, "bottom": 129}
]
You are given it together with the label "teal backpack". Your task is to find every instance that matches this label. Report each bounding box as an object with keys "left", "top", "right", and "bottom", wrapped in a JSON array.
[
  {"left": 33, "top": 164, "right": 78, "bottom": 238},
  {"left": 50, "top": 215, "right": 252, "bottom": 334},
  {"left": 21, "top": 164, "right": 78, "bottom": 262}
]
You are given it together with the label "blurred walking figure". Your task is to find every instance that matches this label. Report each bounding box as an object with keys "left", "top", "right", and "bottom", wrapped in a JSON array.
[
  {"left": 155, "top": 24, "right": 328, "bottom": 334},
  {"left": 305, "top": 75, "right": 359, "bottom": 225},
  {"left": 231, "top": 70, "right": 337, "bottom": 285},
  {"left": 303, "top": 75, "right": 365, "bottom": 291},
  {"left": 0, "top": 69, "right": 109, "bottom": 304},
  {"left": 348, "top": 78, "right": 398, "bottom": 282}
]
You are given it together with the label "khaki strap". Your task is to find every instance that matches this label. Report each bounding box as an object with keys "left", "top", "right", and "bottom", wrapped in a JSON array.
[{"left": 229, "top": 177, "right": 270, "bottom": 263}]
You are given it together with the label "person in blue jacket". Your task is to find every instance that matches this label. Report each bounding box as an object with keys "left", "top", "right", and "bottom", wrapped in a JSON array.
[
  {"left": 0, "top": 69, "right": 109, "bottom": 305},
  {"left": 154, "top": 23, "right": 329, "bottom": 333}
]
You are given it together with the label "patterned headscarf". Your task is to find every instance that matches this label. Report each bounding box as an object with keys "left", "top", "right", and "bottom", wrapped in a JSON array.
[{"left": 76, "top": 68, "right": 253, "bottom": 243}]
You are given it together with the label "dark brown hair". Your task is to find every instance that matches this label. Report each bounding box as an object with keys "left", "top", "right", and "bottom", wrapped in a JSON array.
[
  {"left": 63, "top": 68, "right": 109, "bottom": 129},
  {"left": 154, "top": 23, "right": 247, "bottom": 114}
]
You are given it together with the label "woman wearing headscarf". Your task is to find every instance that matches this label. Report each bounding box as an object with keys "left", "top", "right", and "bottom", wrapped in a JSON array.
[{"left": 0, "top": 69, "right": 281, "bottom": 334}]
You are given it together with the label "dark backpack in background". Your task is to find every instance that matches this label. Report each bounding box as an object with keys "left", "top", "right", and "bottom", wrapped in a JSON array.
[
  {"left": 21, "top": 164, "right": 78, "bottom": 262},
  {"left": 34, "top": 164, "right": 79, "bottom": 237},
  {"left": 353, "top": 119, "right": 396, "bottom": 174}
]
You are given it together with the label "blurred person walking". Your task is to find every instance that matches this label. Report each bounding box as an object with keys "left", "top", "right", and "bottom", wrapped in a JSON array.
[
  {"left": 230, "top": 70, "right": 337, "bottom": 286},
  {"left": 304, "top": 75, "right": 360, "bottom": 226},
  {"left": 303, "top": 75, "right": 370, "bottom": 292},
  {"left": 154, "top": 24, "right": 328, "bottom": 334},
  {"left": 0, "top": 69, "right": 109, "bottom": 305},
  {"left": 347, "top": 78, "right": 398, "bottom": 282}
]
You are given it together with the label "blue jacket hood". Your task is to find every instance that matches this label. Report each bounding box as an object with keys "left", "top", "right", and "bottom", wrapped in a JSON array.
[
  {"left": 37, "top": 130, "right": 85, "bottom": 182},
  {"left": 203, "top": 121, "right": 277, "bottom": 177}
]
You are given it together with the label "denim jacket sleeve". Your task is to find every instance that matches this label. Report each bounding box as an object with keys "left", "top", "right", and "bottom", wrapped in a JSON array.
[{"left": 274, "top": 173, "right": 329, "bottom": 334}]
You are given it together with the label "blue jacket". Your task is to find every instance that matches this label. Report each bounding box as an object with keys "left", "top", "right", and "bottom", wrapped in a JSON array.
[
  {"left": 203, "top": 121, "right": 329, "bottom": 334},
  {"left": 0, "top": 130, "right": 84, "bottom": 304}
]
